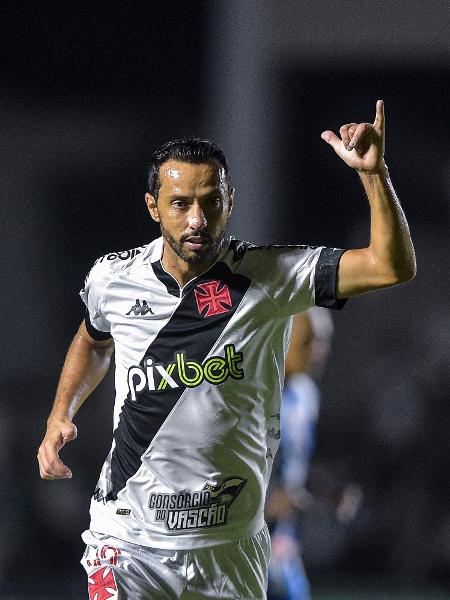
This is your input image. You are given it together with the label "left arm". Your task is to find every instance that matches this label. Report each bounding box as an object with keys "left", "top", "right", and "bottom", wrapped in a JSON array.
[{"left": 321, "top": 100, "right": 416, "bottom": 298}]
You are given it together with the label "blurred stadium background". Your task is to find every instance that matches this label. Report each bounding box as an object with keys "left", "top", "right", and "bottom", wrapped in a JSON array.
[{"left": 1, "top": 1, "right": 449, "bottom": 598}]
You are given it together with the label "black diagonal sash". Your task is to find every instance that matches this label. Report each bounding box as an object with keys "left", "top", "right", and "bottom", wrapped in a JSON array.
[{"left": 105, "top": 261, "right": 250, "bottom": 501}]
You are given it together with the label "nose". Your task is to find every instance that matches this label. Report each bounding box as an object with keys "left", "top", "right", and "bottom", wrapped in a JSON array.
[{"left": 188, "top": 203, "right": 207, "bottom": 231}]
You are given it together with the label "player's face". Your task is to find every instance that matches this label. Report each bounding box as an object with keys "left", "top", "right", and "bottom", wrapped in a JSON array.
[{"left": 146, "top": 160, "right": 233, "bottom": 266}]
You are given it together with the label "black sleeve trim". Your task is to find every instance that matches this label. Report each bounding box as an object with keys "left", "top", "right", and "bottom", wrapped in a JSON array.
[
  {"left": 314, "top": 248, "right": 348, "bottom": 310},
  {"left": 84, "top": 310, "right": 112, "bottom": 340}
]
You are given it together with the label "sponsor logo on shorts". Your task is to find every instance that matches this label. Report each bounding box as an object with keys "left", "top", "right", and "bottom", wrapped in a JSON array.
[
  {"left": 127, "top": 344, "right": 244, "bottom": 399},
  {"left": 149, "top": 477, "right": 246, "bottom": 531}
]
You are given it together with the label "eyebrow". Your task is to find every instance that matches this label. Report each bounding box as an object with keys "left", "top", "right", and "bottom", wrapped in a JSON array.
[{"left": 167, "top": 189, "right": 223, "bottom": 200}]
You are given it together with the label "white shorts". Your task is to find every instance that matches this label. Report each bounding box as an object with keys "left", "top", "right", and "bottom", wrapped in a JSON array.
[{"left": 81, "top": 525, "right": 271, "bottom": 600}]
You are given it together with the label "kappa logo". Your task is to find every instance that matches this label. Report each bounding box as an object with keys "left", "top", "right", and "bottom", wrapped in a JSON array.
[
  {"left": 126, "top": 299, "right": 154, "bottom": 316},
  {"left": 194, "top": 280, "right": 232, "bottom": 318}
]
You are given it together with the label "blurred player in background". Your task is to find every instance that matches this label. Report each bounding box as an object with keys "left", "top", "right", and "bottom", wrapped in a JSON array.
[{"left": 266, "top": 307, "right": 333, "bottom": 600}]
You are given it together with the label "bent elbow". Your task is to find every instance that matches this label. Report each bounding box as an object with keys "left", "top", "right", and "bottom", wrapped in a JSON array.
[
  {"left": 389, "top": 261, "right": 417, "bottom": 286},
  {"left": 399, "top": 255, "right": 417, "bottom": 283},
  {"left": 405, "top": 263, "right": 417, "bottom": 282}
]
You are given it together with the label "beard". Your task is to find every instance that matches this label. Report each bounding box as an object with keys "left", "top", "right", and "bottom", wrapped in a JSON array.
[{"left": 160, "top": 222, "right": 228, "bottom": 265}]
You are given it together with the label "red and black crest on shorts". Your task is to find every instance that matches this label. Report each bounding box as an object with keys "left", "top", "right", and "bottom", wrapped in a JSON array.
[{"left": 88, "top": 566, "right": 118, "bottom": 600}]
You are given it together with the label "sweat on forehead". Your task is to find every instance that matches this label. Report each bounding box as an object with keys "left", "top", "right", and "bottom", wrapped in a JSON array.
[{"left": 158, "top": 160, "right": 228, "bottom": 192}]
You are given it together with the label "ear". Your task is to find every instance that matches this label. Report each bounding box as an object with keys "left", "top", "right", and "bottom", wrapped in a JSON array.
[{"left": 145, "top": 193, "right": 160, "bottom": 222}]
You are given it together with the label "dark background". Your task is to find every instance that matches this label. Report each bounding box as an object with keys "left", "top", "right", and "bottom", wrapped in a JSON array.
[{"left": 1, "top": 2, "right": 449, "bottom": 598}]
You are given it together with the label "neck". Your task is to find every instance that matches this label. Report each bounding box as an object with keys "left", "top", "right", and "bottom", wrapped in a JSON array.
[{"left": 161, "top": 241, "right": 225, "bottom": 288}]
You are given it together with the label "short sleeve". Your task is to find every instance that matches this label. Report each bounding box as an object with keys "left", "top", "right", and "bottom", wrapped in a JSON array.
[
  {"left": 79, "top": 260, "right": 112, "bottom": 340},
  {"left": 314, "top": 247, "right": 348, "bottom": 310},
  {"left": 238, "top": 244, "right": 347, "bottom": 317}
]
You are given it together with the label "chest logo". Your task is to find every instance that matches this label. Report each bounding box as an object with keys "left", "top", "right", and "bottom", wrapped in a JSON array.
[
  {"left": 194, "top": 280, "right": 232, "bottom": 318},
  {"left": 126, "top": 300, "right": 154, "bottom": 316}
]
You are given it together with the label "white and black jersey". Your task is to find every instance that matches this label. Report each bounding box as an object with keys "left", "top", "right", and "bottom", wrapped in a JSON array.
[{"left": 80, "top": 237, "right": 346, "bottom": 550}]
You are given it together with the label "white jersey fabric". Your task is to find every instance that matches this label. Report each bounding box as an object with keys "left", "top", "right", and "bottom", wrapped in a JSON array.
[{"left": 80, "top": 236, "right": 346, "bottom": 550}]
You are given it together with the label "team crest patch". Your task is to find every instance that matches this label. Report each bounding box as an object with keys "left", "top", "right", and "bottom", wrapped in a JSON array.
[
  {"left": 88, "top": 566, "right": 118, "bottom": 600},
  {"left": 194, "top": 280, "right": 232, "bottom": 317}
]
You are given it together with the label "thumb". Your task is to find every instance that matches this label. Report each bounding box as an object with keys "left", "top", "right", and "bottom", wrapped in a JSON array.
[
  {"left": 320, "top": 130, "right": 341, "bottom": 152},
  {"left": 62, "top": 422, "right": 78, "bottom": 443}
]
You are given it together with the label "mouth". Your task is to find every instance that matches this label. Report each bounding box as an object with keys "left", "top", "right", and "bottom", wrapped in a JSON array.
[{"left": 183, "top": 235, "right": 211, "bottom": 251}]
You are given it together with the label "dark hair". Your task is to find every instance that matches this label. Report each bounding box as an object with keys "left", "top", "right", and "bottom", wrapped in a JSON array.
[{"left": 147, "top": 138, "right": 232, "bottom": 198}]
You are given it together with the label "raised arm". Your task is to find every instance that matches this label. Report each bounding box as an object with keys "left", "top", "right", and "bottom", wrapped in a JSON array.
[
  {"left": 37, "top": 320, "right": 114, "bottom": 480},
  {"left": 321, "top": 100, "right": 416, "bottom": 298}
]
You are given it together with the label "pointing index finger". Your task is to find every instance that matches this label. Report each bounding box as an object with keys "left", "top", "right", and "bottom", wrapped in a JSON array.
[{"left": 373, "top": 99, "right": 384, "bottom": 130}]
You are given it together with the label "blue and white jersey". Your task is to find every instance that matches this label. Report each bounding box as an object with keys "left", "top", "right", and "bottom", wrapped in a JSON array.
[
  {"left": 280, "top": 373, "right": 321, "bottom": 496},
  {"left": 79, "top": 236, "right": 346, "bottom": 550}
]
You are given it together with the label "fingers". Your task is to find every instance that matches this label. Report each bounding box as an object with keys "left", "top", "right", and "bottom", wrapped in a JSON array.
[
  {"left": 348, "top": 123, "right": 372, "bottom": 150},
  {"left": 339, "top": 123, "right": 357, "bottom": 151},
  {"left": 320, "top": 130, "right": 341, "bottom": 153},
  {"left": 37, "top": 441, "right": 72, "bottom": 479},
  {"left": 373, "top": 99, "right": 384, "bottom": 131},
  {"left": 37, "top": 423, "right": 77, "bottom": 480},
  {"left": 62, "top": 422, "right": 78, "bottom": 443},
  {"left": 324, "top": 100, "right": 384, "bottom": 148},
  {"left": 322, "top": 124, "right": 371, "bottom": 154}
]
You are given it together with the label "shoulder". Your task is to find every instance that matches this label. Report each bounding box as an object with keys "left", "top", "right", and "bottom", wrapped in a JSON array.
[
  {"left": 91, "top": 244, "right": 148, "bottom": 271},
  {"left": 83, "top": 239, "right": 160, "bottom": 290},
  {"left": 228, "top": 238, "right": 319, "bottom": 260},
  {"left": 227, "top": 239, "right": 322, "bottom": 273}
]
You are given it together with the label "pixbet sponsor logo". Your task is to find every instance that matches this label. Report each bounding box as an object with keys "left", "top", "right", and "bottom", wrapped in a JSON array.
[{"left": 127, "top": 344, "right": 243, "bottom": 399}]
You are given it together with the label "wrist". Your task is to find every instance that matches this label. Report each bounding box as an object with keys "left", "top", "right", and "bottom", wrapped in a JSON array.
[
  {"left": 47, "top": 413, "right": 72, "bottom": 427},
  {"left": 357, "top": 161, "right": 389, "bottom": 179}
]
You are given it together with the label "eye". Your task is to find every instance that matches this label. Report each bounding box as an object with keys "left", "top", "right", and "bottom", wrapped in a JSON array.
[
  {"left": 171, "top": 199, "right": 187, "bottom": 209},
  {"left": 207, "top": 197, "right": 222, "bottom": 209}
]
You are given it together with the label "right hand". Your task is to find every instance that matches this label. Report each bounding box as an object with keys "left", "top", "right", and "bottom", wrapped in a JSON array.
[
  {"left": 37, "top": 419, "right": 77, "bottom": 479},
  {"left": 321, "top": 99, "right": 386, "bottom": 174}
]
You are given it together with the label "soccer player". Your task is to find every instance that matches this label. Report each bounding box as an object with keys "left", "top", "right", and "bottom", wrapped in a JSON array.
[
  {"left": 266, "top": 307, "right": 333, "bottom": 600},
  {"left": 37, "top": 100, "right": 416, "bottom": 599}
]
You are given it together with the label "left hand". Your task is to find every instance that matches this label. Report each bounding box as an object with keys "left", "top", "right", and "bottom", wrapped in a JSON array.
[
  {"left": 321, "top": 99, "right": 386, "bottom": 174},
  {"left": 265, "top": 487, "right": 297, "bottom": 520}
]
